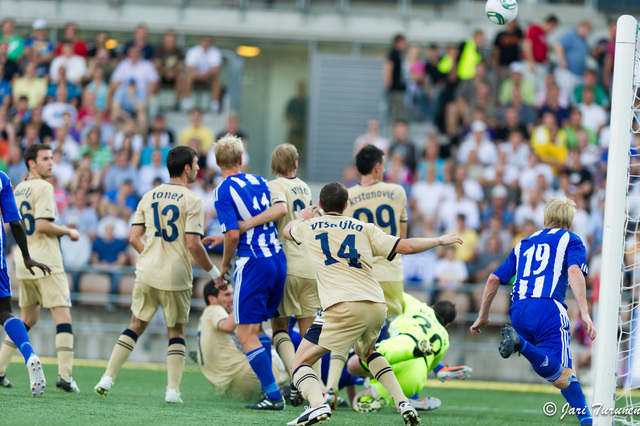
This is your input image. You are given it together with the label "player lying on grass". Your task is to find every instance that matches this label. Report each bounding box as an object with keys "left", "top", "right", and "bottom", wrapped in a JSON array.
[
  {"left": 0, "top": 170, "right": 50, "bottom": 396},
  {"left": 347, "top": 292, "right": 470, "bottom": 412},
  {"left": 282, "top": 181, "right": 462, "bottom": 426},
  {"left": 195, "top": 281, "right": 288, "bottom": 397},
  {"left": 471, "top": 197, "right": 595, "bottom": 426}
]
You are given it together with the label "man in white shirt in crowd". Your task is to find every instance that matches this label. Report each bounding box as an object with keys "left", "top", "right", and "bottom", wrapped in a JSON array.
[
  {"left": 49, "top": 40, "right": 86, "bottom": 85},
  {"left": 183, "top": 36, "right": 222, "bottom": 113},
  {"left": 42, "top": 85, "right": 77, "bottom": 129},
  {"left": 137, "top": 149, "right": 170, "bottom": 196},
  {"left": 457, "top": 120, "right": 497, "bottom": 166},
  {"left": 109, "top": 46, "right": 159, "bottom": 130}
]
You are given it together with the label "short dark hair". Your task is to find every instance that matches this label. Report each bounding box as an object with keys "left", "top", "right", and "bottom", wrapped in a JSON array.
[
  {"left": 356, "top": 145, "right": 384, "bottom": 176},
  {"left": 545, "top": 14, "right": 559, "bottom": 25},
  {"left": 166, "top": 146, "right": 197, "bottom": 178},
  {"left": 392, "top": 34, "right": 405, "bottom": 45},
  {"left": 203, "top": 280, "right": 219, "bottom": 305},
  {"left": 24, "top": 143, "right": 52, "bottom": 169},
  {"left": 433, "top": 301, "right": 456, "bottom": 326},
  {"left": 319, "top": 182, "right": 348, "bottom": 214}
]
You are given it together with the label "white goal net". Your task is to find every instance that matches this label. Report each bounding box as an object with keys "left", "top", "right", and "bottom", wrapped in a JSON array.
[{"left": 593, "top": 14, "right": 640, "bottom": 426}]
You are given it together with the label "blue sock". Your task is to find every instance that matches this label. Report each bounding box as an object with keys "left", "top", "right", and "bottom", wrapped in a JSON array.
[
  {"left": 258, "top": 333, "right": 272, "bottom": 368},
  {"left": 3, "top": 317, "right": 34, "bottom": 363},
  {"left": 519, "top": 339, "right": 563, "bottom": 381},
  {"left": 246, "top": 347, "right": 281, "bottom": 400},
  {"left": 561, "top": 377, "right": 591, "bottom": 424},
  {"left": 433, "top": 363, "right": 444, "bottom": 374}
]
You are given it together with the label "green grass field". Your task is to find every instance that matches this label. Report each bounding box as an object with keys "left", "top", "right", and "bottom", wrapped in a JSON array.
[{"left": 0, "top": 358, "right": 578, "bottom": 425}]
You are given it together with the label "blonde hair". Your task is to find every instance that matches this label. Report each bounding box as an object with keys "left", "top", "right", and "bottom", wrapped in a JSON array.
[
  {"left": 544, "top": 196, "right": 576, "bottom": 230},
  {"left": 214, "top": 134, "right": 244, "bottom": 169},
  {"left": 271, "top": 144, "right": 298, "bottom": 176}
]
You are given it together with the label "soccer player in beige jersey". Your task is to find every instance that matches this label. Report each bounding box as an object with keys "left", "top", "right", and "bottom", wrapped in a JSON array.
[
  {"left": 94, "top": 146, "right": 221, "bottom": 404},
  {"left": 0, "top": 143, "right": 81, "bottom": 393},
  {"left": 283, "top": 182, "right": 462, "bottom": 426},
  {"left": 321, "top": 144, "right": 409, "bottom": 407},
  {"left": 196, "top": 281, "right": 287, "bottom": 396},
  {"left": 344, "top": 145, "right": 408, "bottom": 318}
]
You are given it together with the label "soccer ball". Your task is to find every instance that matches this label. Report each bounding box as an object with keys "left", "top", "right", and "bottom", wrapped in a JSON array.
[{"left": 485, "top": 0, "right": 518, "bottom": 25}]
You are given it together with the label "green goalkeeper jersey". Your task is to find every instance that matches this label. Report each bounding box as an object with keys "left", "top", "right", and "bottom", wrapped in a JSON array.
[{"left": 388, "top": 293, "right": 450, "bottom": 370}]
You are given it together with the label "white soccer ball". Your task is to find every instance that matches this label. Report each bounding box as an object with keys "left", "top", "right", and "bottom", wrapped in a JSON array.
[{"left": 485, "top": 0, "right": 518, "bottom": 25}]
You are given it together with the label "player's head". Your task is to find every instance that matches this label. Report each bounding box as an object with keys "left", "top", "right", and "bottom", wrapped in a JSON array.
[
  {"left": 167, "top": 146, "right": 199, "bottom": 183},
  {"left": 24, "top": 143, "right": 53, "bottom": 179},
  {"left": 214, "top": 134, "right": 244, "bottom": 170},
  {"left": 203, "top": 280, "right": 233, "bottom": 313},
  {"left": 544, "top": 196, "right": 576, "bottom": 230},
  {"left": 433, "top": 301, "right": 456, "bottom": 328},
  {"left": 319, "top": 181, "right": 348, "bottom": 214},
  {"left": 271, "top": 143, "right": 298, "bottom": 177},
  {"left": 355, "top": 145, "right": 385, "bottom": 177}
]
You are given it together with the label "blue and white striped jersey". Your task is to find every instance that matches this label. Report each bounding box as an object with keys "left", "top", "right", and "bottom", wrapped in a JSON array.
[
  {"left": 213, "top": 173, "right": 282, "bottom": 258},
  {"left": 0, "top": 172, "right": 21, "bottom": 269},
  {"left": 493, "top": 228, "right": 588, "bottom": 307}
]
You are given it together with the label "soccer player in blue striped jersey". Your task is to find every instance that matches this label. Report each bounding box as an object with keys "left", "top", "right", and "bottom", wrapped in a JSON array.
[
  {"left": 209, "top": 134, "right": 287, "bottom": 410},
  {"left": 471, "top": 197, "right": 595, "bottom": 426},
  {"left": 0, "top": 171, "right": 50, "bottom": 396}
]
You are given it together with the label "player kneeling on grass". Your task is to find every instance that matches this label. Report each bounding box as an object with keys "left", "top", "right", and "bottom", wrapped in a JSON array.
[
  {"left": 195, "top": 281, "right": 288, "bottom": 396},
  {"left": 94, "top": 146, "right": 221, "bottom": 404},
  {"left": 282, "top": 181, "right": 462, "bottom": 426},
  {"left": 471, "top": 197, "right": 595, "bottom": 426},
  {"left": 0, "top": 170, "right": 50, "bottom": 397},
  {"left": 347, "top": 293, "right": 470, "bottom": 413}
]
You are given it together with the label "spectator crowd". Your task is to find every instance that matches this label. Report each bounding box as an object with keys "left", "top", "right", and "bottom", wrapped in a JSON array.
[
  {"left": 0, "top": 18, "right": 231, "bottom": 280},
  {"left": 374, "top": 16, "right": 619, "bottom": 310}
]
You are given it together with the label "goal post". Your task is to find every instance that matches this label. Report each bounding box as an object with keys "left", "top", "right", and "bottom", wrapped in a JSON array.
[{"left": 593, "top": 14, "right": 638, "bottom": 426}]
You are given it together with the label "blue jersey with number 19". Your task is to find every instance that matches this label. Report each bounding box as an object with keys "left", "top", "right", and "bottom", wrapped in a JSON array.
[
  {"left": 213, "top": 173, "right": 282, "bottom": 258},
  {"left": 493, "top": 228, "right": 588, "bottom": 308}
]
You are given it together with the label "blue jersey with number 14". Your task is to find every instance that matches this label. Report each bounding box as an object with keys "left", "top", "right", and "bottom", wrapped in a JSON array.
[
  {"left": 493, "top": 228, "right": 588, "bottom": 307},
  {"left": 213, "top": 173, "right": 282, "bottom": 258}
]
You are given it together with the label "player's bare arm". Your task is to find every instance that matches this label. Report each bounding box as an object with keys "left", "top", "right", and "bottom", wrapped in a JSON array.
[
  {"left": 216, "top": 314, "right": 236, "bottom": 333},
  {"left": 470, "top": 273, "right": 502, "bottom": 334},
  {"left": 237, "top": 202, "right": 287, "bottom": 234},
  {"left": 35, "top": 219, "right": 79, "bottom": 241},
  {"left": 9, "top": 220, "right": 51, "bottom": 276},
  {"left": 218, "top": 229, "right": 240, "bottom": 286},
  {"left": 395, "top": 233, "right": 463, "bottom": 255},
  {"left": 129, "top": 225, "right": 145, "bottom": 254},
  {"left": 185, "top": 233, "right": 221, "bottom": 281},
  {"left": 399, "top": 221, "right": 408, "bottom": 239},
  {"left": 568, "top": 264, "right": 596, "bottom": 340},
  {"left": 283, "top": 205, "right": 319, "bottom": 240}
]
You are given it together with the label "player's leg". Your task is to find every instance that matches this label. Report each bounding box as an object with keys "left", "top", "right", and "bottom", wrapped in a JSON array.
[
  {"left": 166, "top": 323, "right": 186, "bottom": 404},
  {"left": 551, "top": 368, "right": 591, "bottom": 425},
  {"left": 296, "top": 316, "right": 324, "bottom": 385},
  {"left": 51, "top": 306, "right": 79, "bottom": 392},
  {"left": 288, "top": 337, "right": 332, "bottom": 426},
  {"left": 40, "top": 272, "right": 77, "bottom": 392},
  {"left": 355, "top": 302, "right": 420, "bottom": 426},
  {"left": 0, "top": 304, "right": 39, "bottom": 380},
  {"left": 95, "top": 281, "right": 155, "bottom": 396},
  {"left": 272, "top": 316, "right": 294, "bottom": 374},
  {"left": 0, "top": 294, "right": 44, "bottom": 396},
  {"left": 258, "top": 324, "right": 272, "bottom": 370},
  {"left": 162, "top": 288, "right": 190, "bottom": 404},
  {"left": 238, "top": 254, "right": 286, "bottom": 409},
  {"left": 0, "top": 278, "right": 41, "bottom": 379}
]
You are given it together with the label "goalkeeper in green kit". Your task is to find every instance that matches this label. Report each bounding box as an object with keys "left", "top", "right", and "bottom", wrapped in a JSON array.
[{"left": 346, "top": 293, "right": 472, "bottom": 412}]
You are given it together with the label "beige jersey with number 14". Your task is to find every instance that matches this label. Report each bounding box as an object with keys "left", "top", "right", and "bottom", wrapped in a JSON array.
[{"left": 344, "top": 182, "right": 407, "bottom": 282}]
